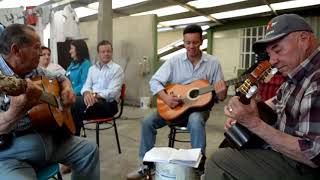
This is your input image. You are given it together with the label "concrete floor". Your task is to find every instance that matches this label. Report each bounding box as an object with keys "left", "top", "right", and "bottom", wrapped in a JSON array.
[{"left": 63, "top": 98, "right": 229, "bottom": 180}]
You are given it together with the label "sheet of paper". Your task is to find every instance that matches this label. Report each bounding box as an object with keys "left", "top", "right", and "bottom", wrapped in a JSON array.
[
  {"left": 170, "top": 148, "right": 202, "bottom": 168},
  {"left": 143, "top": 147, "right": 177, "bottom": 163},
  {"left": 143, "top": 147, "right": 202, "bottom": 168}
]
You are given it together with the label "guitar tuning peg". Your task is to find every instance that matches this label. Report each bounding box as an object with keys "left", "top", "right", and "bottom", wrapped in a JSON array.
[
  {"left": 263, "top": 68, "right": 278, "bottom": 83},
  {"left": 245, "top": 85, "right": 257, "bottom": 99}
]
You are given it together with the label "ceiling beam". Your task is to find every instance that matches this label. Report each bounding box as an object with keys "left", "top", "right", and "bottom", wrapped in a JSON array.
[
  {"left": 168, "top": 0, "right": 222, "bottom": 25},
  {"left": 158, "top": 0, "right": 290, "bottom": 22},
  {"left": 115, "top": 0, "right": 176, "bottom": 15},
  {"left": 262, "top": 0, "right": 278, "bottom": 15},
  {"left": 159, "top": 0, "right": 264, "bottom": 22}
]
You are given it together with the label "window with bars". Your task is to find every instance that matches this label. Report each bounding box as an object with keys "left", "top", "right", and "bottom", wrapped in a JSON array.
[{"left": 240, "top": 25, "right": 266, "bottom": 70}]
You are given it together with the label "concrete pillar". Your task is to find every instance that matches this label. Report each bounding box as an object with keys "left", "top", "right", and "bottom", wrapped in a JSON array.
[
  {"left": 97, "top": 0, "right": 112, "bottom": 43},
  {"left": 206, "top": 28, "right": 213, "bottom": 55}
]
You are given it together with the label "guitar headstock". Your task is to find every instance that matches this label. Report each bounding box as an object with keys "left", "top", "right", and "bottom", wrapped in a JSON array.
[{"left": 236, "top": 61, "right": 277, "bottom": 104}]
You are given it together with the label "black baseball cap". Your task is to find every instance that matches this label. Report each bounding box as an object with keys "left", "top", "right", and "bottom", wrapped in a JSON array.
[{"left": 253, "top": 14, "right": 313, "bottom": 53}]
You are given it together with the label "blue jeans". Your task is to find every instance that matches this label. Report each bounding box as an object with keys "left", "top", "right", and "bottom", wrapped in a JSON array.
[
  {"left": 139, "top": 111, "right": 210, "bottom": 159},
  {"left": 0, "top": 132, "right": 100, "bottom": 180}
]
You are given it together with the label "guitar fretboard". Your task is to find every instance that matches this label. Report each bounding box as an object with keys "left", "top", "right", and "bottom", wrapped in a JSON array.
[
  {"left": 40, "top": 92, "right": 59, "bottom": 107},
  {"left": 198, "top": 74, "right": 249, "bottom": 95}
]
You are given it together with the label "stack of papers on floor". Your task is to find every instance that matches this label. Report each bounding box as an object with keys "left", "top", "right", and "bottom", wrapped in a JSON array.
[{"left": 143, "top": 147, "right": 202, "bottom": 168}]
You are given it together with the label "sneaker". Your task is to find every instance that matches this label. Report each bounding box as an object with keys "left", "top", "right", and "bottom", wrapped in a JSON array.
[{"left": 127, "top": 163, "right": 155, "bottom": 180}]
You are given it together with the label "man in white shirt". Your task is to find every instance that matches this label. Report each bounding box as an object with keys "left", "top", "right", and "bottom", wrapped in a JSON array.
[{"left": 71, "top": 40, "right": 124, "bottom": 136}]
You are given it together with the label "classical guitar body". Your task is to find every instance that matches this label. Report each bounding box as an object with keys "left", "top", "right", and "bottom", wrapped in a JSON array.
[
  {"left": 28, "top": 76, "right": 75, "bottom": 134},
  {"left": 157, "top": 80, "right": 212, "bottom": 121}
]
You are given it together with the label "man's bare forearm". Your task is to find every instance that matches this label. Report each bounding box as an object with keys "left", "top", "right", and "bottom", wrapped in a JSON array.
[
  {"left": 0, "top": 109, "right": 24, "bottom": 134},
  {"left": 251, "top": 120, "right": 317, "bottom": 168}
]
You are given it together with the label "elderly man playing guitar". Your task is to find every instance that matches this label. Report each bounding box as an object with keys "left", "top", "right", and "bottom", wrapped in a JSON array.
[
  {"left": 127, "top": 24, "right": 227, "bottom": 179},
  {"left": 205, "top": 14, "right": 320, "bottom": 180},
  {"left": 0, "top": 24, "right": 100, "bottom": 180}
]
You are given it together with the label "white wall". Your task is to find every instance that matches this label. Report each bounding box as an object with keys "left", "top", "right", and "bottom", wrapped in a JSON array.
[
  {"left": 113, "top": 15, "right": 157, "bottom": 105},
  {"left": 79, "top": 15, "right": 157, "bottom": 105},
  {"left": 212, "top": 29, "right": 241, "bottom": 95},
  {"left": 79, "top": 20, "right": 98, "bottom": 62}
]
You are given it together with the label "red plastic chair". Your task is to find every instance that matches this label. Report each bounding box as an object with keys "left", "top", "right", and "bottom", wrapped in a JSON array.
[{"left": 82, "top": 84, "right": 126, "bottom": 154}]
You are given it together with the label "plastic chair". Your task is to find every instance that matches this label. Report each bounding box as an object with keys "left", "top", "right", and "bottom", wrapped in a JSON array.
[
  {"left": 168, "top": 123, "right": 191, "bottom": 148},
  {"left": 82, "top": 84, "right": 126, "bottom": 154},
  {"left": 36, "top": 164, "right": 62, "bottom": 180}
]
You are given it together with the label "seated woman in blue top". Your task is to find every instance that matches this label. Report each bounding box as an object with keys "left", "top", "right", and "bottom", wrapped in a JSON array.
[{"left": 66, "top": 39, "right": 91, "bottom": 95}]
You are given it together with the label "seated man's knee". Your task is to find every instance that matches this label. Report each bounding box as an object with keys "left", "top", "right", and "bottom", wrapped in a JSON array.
[
  {"left": 188, "top": 115, "right": 205, "bottom": 129},
  {"left": 208, "top": 148, "right": 232, "bottom": 166},
  {"left": 86, "top": 142, "right": 99, "bottom": 158},
  {"left": 88, "top": 143, "right": 99, "bottom": 165},
  {"left": 141, "top": 113, "right": 157, "bottom": 127}
]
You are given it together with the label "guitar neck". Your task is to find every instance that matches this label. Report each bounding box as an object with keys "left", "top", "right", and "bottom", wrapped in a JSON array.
[
  {"left": 40, "top": 92, "right": 59, "bottom": 107},
  {"left": 198, "top": 74, "right": 249, "bottom": 95},
  {"left": 225, "top": 74, "right": 249, "bottom": 87}
]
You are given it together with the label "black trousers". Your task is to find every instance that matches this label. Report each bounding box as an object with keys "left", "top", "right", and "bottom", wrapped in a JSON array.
[
  {"left": 205, "top": 148, "right": 320, "bottom": 180},
  {"left": 71, "top": 96, "right": 118, "bottom": 136}
]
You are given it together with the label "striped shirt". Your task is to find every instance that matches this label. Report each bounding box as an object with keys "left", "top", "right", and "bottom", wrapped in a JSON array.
[
  {"left": 0, "top": 56, "right": 67, "bottom": 132},
  {"left": 273, "top": 47, "right": 320, "bottom": 166}
]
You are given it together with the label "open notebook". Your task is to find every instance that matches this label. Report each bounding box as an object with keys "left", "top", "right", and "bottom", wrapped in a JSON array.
[{"left": 143, "top": 147, "right": 202, "bottom": 168}]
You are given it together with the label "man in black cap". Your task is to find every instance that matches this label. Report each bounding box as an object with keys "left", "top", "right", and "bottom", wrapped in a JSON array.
[{"left": 205, "top": 14, "right": 320, "bottom": 179}]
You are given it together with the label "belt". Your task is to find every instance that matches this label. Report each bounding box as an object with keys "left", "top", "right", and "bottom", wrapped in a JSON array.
[{"left": 12, "top": 128, "right": 35, "bottom": 137}]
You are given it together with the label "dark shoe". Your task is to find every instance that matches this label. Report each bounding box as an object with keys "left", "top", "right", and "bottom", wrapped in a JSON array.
[
  {"left": 195, "top": 155, "right": 206, "bottom": 176},
  {"left": 60, "top": 164, "right": 72, "bottom": 174},
  {"left": 127, "top": 163, "right": 155, "bottom": 180}
]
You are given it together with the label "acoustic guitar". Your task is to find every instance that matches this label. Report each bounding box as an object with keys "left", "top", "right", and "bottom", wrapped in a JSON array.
[
  {"left": 220, "top": 60, "right": 278, "bottom": 150},
  {"left": 157, "top": 75, "right": 249, "bottom": 121},
  {"left": 0, "top": 73, "right": 75, "bottom": 134},
  {"left": 28, "top": 76, "right": 75, "bottom": 134}
]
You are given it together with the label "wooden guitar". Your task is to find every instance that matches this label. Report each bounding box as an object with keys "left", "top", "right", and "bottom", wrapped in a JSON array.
[
  {"left": 220, "top": 60, "right": 278, "bottom": 150},
  {"left": 157, "top": 75, "right": 249, "bottom": 121},
  {"left": 28, "top": 76, "right": 75, "bottom": 134},
  {"left": 0, "top": 73, "right": 75, "bottom": 135}
]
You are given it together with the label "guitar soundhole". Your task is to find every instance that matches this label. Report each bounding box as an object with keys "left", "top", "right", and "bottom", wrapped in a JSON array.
[{"left": 189, "top": 89, "right": 199, "bottom": 98}]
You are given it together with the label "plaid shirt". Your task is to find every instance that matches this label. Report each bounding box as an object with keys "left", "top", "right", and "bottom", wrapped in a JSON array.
[
  {"left": 273, "top": 47, "right": 320, "bottom": 166},
  {"left": 0, "top": 56, "right": 67, "bottom": 132}
]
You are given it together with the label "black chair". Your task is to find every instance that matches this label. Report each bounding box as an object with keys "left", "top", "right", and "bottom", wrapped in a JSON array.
[
  {"left": 168, "top": 122, "right": 191, "bottom": 148},
  {"left": 82, "top": 84, "right": 126, "bottom": 154}
]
